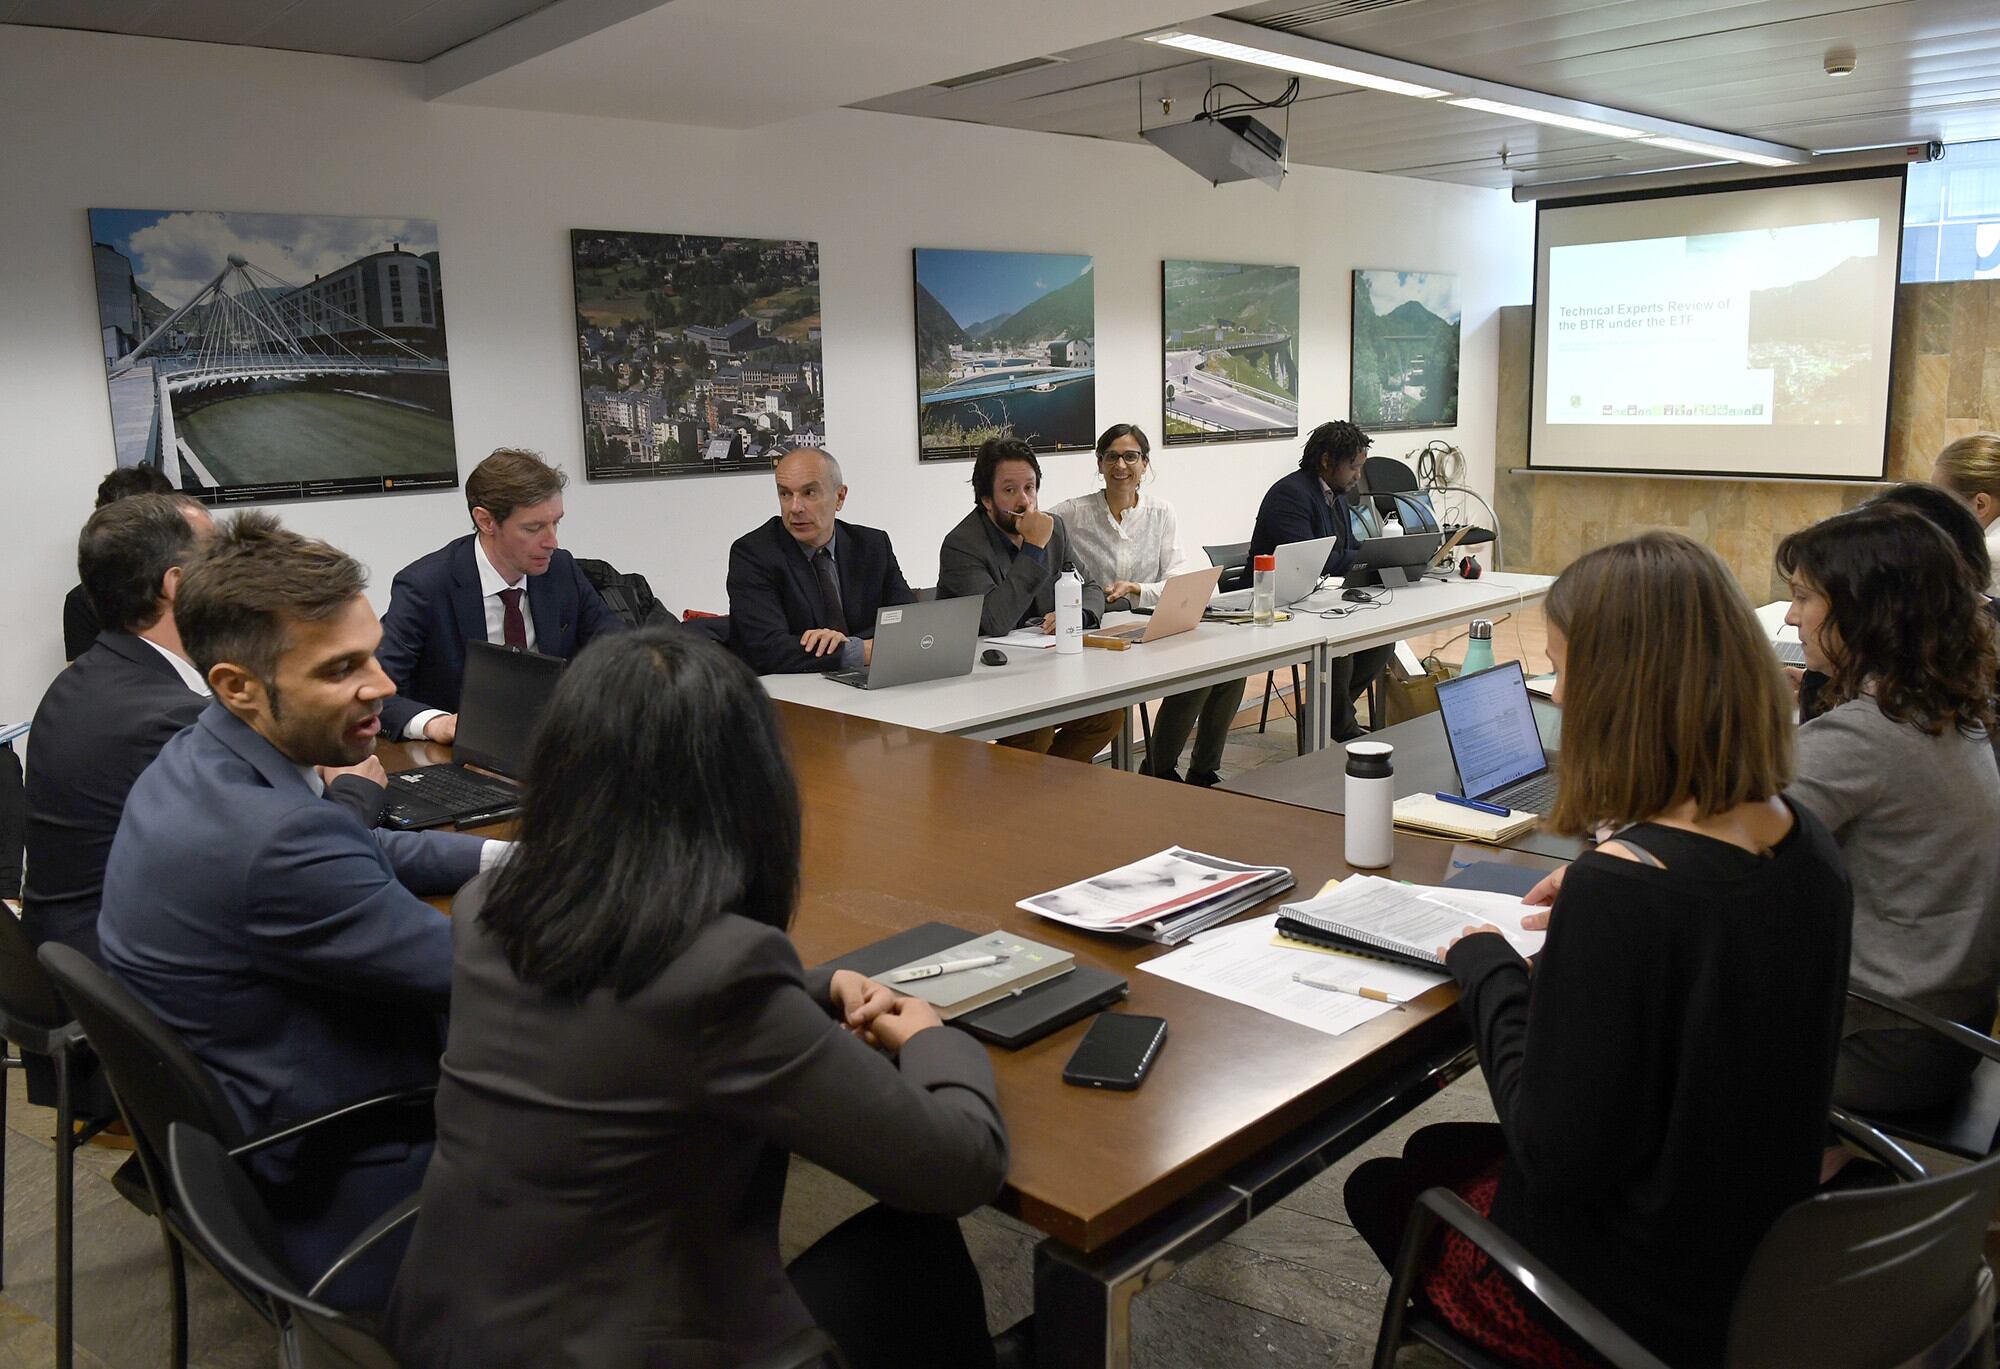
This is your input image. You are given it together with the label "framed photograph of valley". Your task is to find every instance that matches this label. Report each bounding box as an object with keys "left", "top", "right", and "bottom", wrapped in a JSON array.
[
  {"left": 1161, "top": 259, "right": 1300, "bottom": 445},
  {"left": 87, "top": 207, "right": 460, "bottom": 504},
  {"left": 914, "top": 248, "right": 1095, "bottom": 461},
  {"left": 1352, "top": 269, "right": 1460, "bottom": 431}
]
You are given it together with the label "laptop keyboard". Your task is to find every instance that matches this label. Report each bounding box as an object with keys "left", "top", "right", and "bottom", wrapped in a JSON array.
[
  {"left": 385, "top": 765, "right": 518, "bottom": 824},
  {"left": 1490, "top": 771, "right": 1561, "bottom": 814}
]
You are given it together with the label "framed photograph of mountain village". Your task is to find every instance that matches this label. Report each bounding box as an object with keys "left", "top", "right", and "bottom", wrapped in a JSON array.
[
  {"left": 914, "top": 248, "right": 1095, "bottom": 461},
  {"left": 571, "top": 229, "right": 824, "bottom": 480},
  {"left": 1351, "top": 269, "right": 1460, "bottom": 431}
]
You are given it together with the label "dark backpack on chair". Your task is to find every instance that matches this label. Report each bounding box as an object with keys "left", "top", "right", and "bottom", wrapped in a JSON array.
[{"left": 576, "top": 558, "right": 676, "bottom": 630}]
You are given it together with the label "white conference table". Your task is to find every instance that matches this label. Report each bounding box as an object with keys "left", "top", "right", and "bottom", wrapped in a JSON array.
[{"left": 761, "top": 571, "right": 1553, "bottom": 761}]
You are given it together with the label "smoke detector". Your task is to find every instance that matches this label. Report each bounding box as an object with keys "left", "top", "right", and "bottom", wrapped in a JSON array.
[{"left": 1824, "top": 49, "right": 1857, "bottom": 76}]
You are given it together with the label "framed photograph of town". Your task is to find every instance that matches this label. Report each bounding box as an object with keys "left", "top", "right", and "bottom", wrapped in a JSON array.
[
  {"left": 1351, "top": 269, "right": 1460, "bottom": 430},
  {"left": 571, "top": 230, "right": 824, "bottom": 480},
  {"left": 1161, "top": 260, "right": 1299, "bottom": 446},
  {"left": 86, "top": 208, "right": 459, "bottom": 504},
  {"left": 914, "top": 248, "right": 1094, "bottom": 461}
]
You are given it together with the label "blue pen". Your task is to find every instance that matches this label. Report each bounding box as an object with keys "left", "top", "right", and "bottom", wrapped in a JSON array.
[{"left": 1436, "top": 791, "right": 1511, "bottom": 817}]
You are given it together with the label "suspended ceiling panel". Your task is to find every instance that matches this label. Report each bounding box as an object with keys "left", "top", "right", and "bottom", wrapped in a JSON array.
[
  {"left": 0, "top": 0, "right": 558, "bottom": 63},
  {"left": 858, "top": 0, "right": 2000, "bottom": 188}
]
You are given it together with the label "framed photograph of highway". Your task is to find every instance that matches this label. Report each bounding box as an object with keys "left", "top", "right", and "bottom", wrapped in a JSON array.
[
  {"left": 914, "top": 248, "right": 1095, "bottom": 461},
  {"left": 86, "top": 208, "right": 459, "bottom": 504},
  {"left": 1161, "top": 260, "right": 1300, "bottom": 446},
  {"left": 1351, "top": 269, "right": 1460, "bottom": 431},
  {"left": 571, "top": 229, "right": 825, "bottom": 480}
]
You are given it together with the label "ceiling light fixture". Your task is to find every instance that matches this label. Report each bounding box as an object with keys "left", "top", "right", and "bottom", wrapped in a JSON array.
[
  {"left": 1447, "top": 97, "right": 1643, "bottom": 140},
  {"left": 1133, "top": 17, "right": 1811, "bottom": 170},
  {"left": 1642, "top": 135, "right": 1794, "bottom": 168},
  {"left": 1144, "top": 30, "right": 1449, "bottom": 99}
]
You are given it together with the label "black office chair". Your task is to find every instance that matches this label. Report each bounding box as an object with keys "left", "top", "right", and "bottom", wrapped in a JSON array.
[
  {"left": 1203, "top": 542, "right": 1305, "bottom": 743},
  {"left": 0, "top": 917, "right": 116, "bottom": 1369},
  {"left": 167, "top": 1123, "right": 850, "bottom": 1369},
  {"left": 38, "top": 944, "right": 435, "bottom": 1369},
  {"left": 1370, "top": 1112, "right": 1998, "bottom": 1369},
  {"left": 1841, "top": 985, "right": 2000, "bottom": 1161}
]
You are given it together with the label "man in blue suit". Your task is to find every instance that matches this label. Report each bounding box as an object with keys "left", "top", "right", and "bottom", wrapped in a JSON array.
[
  {"left": 1249, "top": 419, "right": 1398, "bottom": 744},
  {"left": 726, "top": 446, "right": 917, "bottom": 674},
  {"left": 101, "top": 512, "right": 500, "bottom": 1308},
  {"left": 376, "top": 448, "right": 624, "bottom": 742}
]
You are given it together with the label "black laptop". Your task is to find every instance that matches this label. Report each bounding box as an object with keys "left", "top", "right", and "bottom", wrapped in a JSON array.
[{"left": 382, "top": 641, "right": 566, "bottom": 830}]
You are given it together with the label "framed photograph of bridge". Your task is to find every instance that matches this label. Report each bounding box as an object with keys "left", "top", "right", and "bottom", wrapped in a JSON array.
[
  {"left": 914, "top": 248, "right": 1095, "bottom": 462},
  {"left": 85, "top": 208, "right": 459, "bottom": 504},
  {"left": 1352, "top": 269, "right": 1460, "bottom": 431},
  {"left": 570, "top": 229, "right": 824, "bottom": 480},
  {"left": 1161, "top": 260, "right": 1300, "bottom": 446}
]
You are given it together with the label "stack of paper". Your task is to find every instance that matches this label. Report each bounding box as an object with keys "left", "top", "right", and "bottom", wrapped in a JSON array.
[
  {"left": 1275, "top": 874, "right": 1546, "bottom": 970},
  {"left": 1019, "top": 847, "right": 1294, "bottom": 945},
  {"left": 1392, "top": 792, "right": 1538, "bottom": 845},
  {"left": 1139, "top": 914, "right": 1447, "bottom": 1038}
]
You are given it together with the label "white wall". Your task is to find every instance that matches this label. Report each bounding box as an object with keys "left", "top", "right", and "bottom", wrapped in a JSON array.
[{"left": 0, "top": 25, "right": 1533, "bottom": 721}]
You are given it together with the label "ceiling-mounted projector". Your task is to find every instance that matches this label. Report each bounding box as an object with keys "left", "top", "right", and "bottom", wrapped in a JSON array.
[{"left": 1142, "top": 113, "right": 1286, "bottom": 190}]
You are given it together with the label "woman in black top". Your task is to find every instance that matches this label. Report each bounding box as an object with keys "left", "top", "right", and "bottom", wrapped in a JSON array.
[{"left": 1345, "top": 532, "right": 1851, "bottom": 1368}]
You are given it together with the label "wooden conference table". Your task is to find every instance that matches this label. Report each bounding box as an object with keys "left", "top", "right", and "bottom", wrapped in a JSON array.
[
  {"left": 396, "top": 703, "right": 1564, "bottom": 1369},
  {"left": 759, "top": 570, "right": 1553, "bottom": 764}
]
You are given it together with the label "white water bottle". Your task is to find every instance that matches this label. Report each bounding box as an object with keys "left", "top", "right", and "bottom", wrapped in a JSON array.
[
  {"left": 1055, "top": 563, "right": 1084, "bottom": 655},
  {"left": 1344, "top": 741, "right": 1396, "bottom": 869},
  {"left": 1382, "top": 512, "right": 1405, "bottom": 539}
]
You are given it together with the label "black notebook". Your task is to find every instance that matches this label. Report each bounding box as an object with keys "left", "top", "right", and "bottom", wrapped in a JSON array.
[{"left": 821, "top": 923, "right": 1127, "bottom": 1049}]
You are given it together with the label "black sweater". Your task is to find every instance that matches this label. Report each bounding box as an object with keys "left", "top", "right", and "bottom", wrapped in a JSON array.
[{"left": 1444, "top": 800, "right": 1851, "bottom": 1367}]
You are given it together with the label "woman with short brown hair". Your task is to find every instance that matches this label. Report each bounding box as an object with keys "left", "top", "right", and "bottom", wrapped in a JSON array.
[{"left": 1345, "top": 531, "right": 1850, "bottom": 1368}]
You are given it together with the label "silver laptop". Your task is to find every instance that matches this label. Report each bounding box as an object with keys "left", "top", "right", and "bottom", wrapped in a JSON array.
[
  {"left": 828, "top": 595, "right": 983, "bottom": 689},
  {"left": 1210, "top": 535, "right": 1338, "bottom": 612},
  {"left": 1433, "top": 660, "right": 1561, "bottom": 814},
  {"left": 1097, "top": 565, "right": 1224, "bottom": 643}
]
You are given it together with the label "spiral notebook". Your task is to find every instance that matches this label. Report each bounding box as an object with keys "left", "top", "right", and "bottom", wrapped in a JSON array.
[{"left": 1274, "top": 874, "right": 1546, "bottom": 970}]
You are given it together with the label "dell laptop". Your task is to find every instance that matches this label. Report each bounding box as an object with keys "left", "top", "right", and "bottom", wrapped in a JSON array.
[
  {"left": 1095, "top": 565, "right": 1224, "bottom": 644},
  {"left": 1210, "top": 535, "right": 1337, "bottom": 612},
  {"left": 382, "top": 641, "right": 566, "bottom": 830},
  {"left": 1344, "top": 531, "right": 1445, "bottom": 588},
  {"left": 827, "top": 595, "right": 983, "bottom": 690},
  {"left": 1433, "top": 660, "right": 1561, "bottom": 814}
]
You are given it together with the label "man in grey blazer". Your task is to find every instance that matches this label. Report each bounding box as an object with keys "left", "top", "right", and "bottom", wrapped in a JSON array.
[
  {"left": 937, "top": 437, "right": 1124, "bottom": 762},
  {"left": 101, "top": 512, "right": 502, "bottom": 1309}
]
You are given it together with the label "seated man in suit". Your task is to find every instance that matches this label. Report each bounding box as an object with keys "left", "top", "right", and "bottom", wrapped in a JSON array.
[
  {"left": 100, "top": 512, "right": 504, "bottom": 1309},
  {"left": 377, "top": 448, "right": 624, "bottom": 743},
  {"left": 1249, "top": 419, "right": 1399, "bottom": 744},
  {"left": 62, "top": 464, "right": 174, "bottom": 661},
  {"left": 938, "top": 438, "right": 1124, "bottom": 763},
  {"left": 726, "top": 445, "right": 916, "bottom": 674}
]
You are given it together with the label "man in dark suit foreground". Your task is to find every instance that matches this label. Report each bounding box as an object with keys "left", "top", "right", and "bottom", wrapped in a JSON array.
[
  {"left": 726, "top": 446, "right": 916, "bottom": 674},
  {"left": 375, "top": 448, "right": 624, "bottom": 742},
  {"left": 100, "top": 513, "right": 499, "bottom": 1307},
  {"left": 1249, "top": 419, "right": 1398, "bottom": 744},
  {"left": 938, "top": 437, "right": 1123, "bottom": 762}
]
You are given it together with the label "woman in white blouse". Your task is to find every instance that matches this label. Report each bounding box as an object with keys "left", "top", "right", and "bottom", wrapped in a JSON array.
[{"left": 1051, "top": 424, "right": 1248, "bottom": 786}]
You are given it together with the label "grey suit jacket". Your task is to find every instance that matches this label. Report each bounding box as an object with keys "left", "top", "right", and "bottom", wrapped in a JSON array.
[
  {"left": 385, "top": 878, "right": 1009, "bottom": 1368},
  {"left": 936, "top": 506, "right": 1107, "bottom": 636}
]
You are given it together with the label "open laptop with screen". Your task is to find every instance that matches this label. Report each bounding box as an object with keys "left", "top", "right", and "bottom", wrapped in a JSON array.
[
  {"left": 828, "top": 595, "right": 982, "bottom": 690},
  {"left": 1210, "top": 535, "right": 1337, "bottom": 612},
  {"left": 1095, "top": 565, "right": 1223, "bottom": 643},
  {"left": 383, "top": 641, "right": 566, "bottom": 830},
  {"left": 1433, "top": 660, "right": 1561, "bottom": 814}
]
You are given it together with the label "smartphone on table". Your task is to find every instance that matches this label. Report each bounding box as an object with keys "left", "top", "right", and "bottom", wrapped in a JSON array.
[{"left": 1061, "top": 1013, "right": 1167, "bottom": 1091}]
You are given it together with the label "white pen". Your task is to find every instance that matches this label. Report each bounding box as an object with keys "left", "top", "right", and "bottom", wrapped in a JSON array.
[
  {"left": 886, "top": 954, "right": 1009, "bottom": 984},
  {"left": 1290, "top": 969, "right": 1412, "bottom": 1005}
]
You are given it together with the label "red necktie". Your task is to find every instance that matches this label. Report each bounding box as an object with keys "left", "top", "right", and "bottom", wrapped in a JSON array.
[{"left": 498, "top": 587, "right": 526, "bottom": 649}]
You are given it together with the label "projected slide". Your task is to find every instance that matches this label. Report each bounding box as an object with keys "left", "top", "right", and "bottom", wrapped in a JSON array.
[
  {"left": 1529, "top": 171, "right": 1904, "bottom": 480},
  {"left": 1546, "top": 219, "right": 1879, "bottom": 428}
]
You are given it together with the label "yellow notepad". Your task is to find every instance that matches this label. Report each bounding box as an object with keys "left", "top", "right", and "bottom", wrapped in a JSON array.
[{"left": 1391, "top": 793, "right": 1538, "bottom": 845}]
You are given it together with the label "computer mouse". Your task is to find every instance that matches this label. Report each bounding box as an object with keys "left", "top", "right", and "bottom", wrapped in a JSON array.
[
  {"left": 980, "top": 648, "right": 1009, "bottom": 667},
  {"left": 1341, "top": 588, "right": 1373, "bottom": 603}
]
